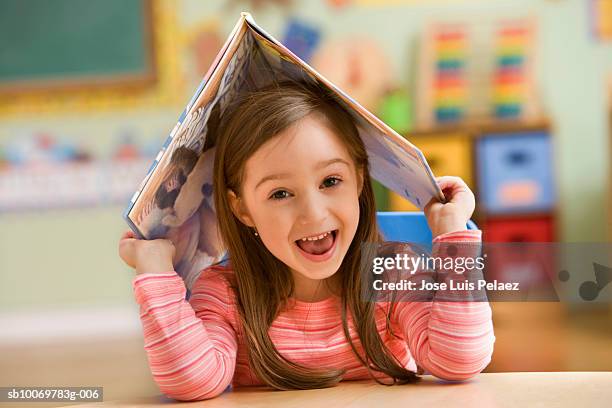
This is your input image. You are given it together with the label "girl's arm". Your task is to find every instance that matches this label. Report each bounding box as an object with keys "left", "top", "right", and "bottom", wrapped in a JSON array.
[
  {"left": 391, "top": 229, "right": 495, "bottom": 381},
  {"left": 133, "top": 267, "right": 237, "bottom": 401}
]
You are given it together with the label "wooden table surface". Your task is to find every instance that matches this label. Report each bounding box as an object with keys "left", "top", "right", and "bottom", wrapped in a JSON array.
[{"left": 65, "top": 372, "right": 611, "bottom": 408}]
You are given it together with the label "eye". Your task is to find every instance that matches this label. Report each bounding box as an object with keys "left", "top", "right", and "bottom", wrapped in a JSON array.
[
  {"left": 322, "top": 176, "right": 342, "bottom": 188},
  {"left": 269, "top": 190, "right": 291, "bottom": 200}
]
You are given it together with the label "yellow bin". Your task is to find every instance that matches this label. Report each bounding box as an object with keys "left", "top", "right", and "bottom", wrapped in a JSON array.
[{"left": 390, "top": 133, "right": 473, "bottom": 211}]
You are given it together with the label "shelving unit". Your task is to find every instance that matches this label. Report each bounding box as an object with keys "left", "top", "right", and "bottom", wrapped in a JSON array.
[
  {"left": 378, "top": 118, "right": 558, "bottom": 244},
  {"left": 372, "top": 118, "right": 566, "bottom": 371}
]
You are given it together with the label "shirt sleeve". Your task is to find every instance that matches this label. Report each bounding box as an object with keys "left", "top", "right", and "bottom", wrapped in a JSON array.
[
  {"left": 132, "top": 267, "right": 238, "bottom": 401},
  {"left": 391, "top": 229, "right": 496, "bottom": 381}
]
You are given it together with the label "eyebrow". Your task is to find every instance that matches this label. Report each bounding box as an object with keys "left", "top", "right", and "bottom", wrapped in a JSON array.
[{"left": 255, "top": 158, "right": 351, "bottom": 190}]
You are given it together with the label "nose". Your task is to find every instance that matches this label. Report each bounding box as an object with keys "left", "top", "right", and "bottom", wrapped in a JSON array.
[{"left": 297, "top": 190, "right": 329, "bottom": 226}]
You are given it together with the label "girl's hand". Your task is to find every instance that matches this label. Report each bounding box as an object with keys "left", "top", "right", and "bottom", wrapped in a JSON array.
[
  {"left": 118, "top": 230, "right": 176, "bottom": 275},
  {"left": 424, "top": 176, "right": 476, "bottom": 239}
]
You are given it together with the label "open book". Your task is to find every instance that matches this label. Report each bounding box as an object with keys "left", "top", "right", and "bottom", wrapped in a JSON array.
[{"left": 123, "top": 12, "right": 444, "bottom": 293}]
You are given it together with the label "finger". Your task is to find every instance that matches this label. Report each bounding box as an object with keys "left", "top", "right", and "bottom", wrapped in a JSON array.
[
  {"left": 118, "top": 237, "right": 136, "bottom": 251},
  {"left": 424, "top": 196, "right": 437, "bottom": 210},
  {"left": 444, "top": 188, "right": 473, "bottom": 203},
  {"left": 118, "top": 238, "right": 137, "bottom": 268},
  {"left": 436, "top": 177, "right": 470, "bottom": 199},
  {"left": 435, "top": 176, "right": 467, "bottom": 189},
  {"left": 433, "top": 177, "right": 475, "bottom": 208},
  {"left": 120, "top": 230, "right": 136, "bottom": 241},
  {"left": 424, "top": 196, "right": 443, "bottom": 213}
]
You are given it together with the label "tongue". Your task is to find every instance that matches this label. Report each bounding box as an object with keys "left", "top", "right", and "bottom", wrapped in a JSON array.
[{"left": 297, "top": 233, "right": 334, "bottom": 255}]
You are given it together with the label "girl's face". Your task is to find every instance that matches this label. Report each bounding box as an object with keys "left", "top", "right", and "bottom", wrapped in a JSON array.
[{"left": 229, "top": 114, "right": 363, "bottom": 285}]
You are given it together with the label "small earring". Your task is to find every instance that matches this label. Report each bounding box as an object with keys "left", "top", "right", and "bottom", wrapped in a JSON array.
[{"left": 253, "top": 228, "right": 259, "bottom": 236}]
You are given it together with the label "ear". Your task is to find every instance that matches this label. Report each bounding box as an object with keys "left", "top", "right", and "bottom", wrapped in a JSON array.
[
  {"left": 227, "top": 189, "right": 255, "bottom": 228},
  {"left": 356, "top": 167, "right": 365, "bottom": 196}
]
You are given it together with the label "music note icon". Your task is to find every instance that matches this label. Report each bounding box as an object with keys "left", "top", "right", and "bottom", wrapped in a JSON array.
[{"left": 579, "top": 262, "right": 612, "bottom": 301}]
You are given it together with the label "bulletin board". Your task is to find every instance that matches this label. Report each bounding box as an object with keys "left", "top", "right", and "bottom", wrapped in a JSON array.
[
  {"left": 0, "top": 0, "right": 183, "bottom": 116},
  {"left": 0, "top": 0, "right": 154, "bottom": 92}
]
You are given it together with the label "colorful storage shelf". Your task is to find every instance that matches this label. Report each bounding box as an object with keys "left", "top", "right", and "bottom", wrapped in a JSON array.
[
  {"left": 376, "top": 120, "right": 557, "bottom": 243},
  {"left": 389, "top": 132, "right": 473, "bottom": 212},
  {"left": 416, "top": 18, "right": 541, "bottom": 128},
  {"left": 476, "top": 131, "right": 555, "bottom": 214},
  {"left": 493, "top": 22, "right": 533, "bottom": 119},
  {"left": 483, "top": 215, "right": 555, "bottom": 242},
  {"left": 433, "top": 28, "right": 468, "bottom": 123},
  {"left": 477, "top": 126, "right": 557, "bottom": 243}
]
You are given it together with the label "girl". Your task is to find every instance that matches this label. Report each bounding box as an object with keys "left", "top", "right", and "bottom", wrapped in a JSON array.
[{"left": 119, "top": 81, "right": 494, "bottom": 401}]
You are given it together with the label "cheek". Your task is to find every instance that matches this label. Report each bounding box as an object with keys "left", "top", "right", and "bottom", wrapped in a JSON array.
[
  {"left": 347, "top": 199, "right": 361, "bottom": 232},
  {"left": 257, "top": 217, "right": 295, "bottom": 263},
  {"left": 336, "top": 186, "right": 361, "bottom": 231},
  {"left": 256, "top": 208, "right": 293, "bottom": 242}
]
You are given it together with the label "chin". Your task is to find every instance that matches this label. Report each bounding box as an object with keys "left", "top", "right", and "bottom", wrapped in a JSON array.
[{"left": 296, "top": 264, "right": 340, "bottom": 280}]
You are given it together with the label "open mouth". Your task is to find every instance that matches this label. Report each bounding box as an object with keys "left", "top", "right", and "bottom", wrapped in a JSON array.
[{"left": 295, "top": 229, "right": 338, "bottom": 259}]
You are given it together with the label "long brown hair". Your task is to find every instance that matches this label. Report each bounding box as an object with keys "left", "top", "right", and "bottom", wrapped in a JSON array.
[{"left": 213, "top": 80, "right": 419, "bottom": 390}]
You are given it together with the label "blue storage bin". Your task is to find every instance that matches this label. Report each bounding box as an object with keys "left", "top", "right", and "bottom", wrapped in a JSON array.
[
  {"left": 476, "top": 132, "right": 555, "bottom": 213},
  {"left": 377, "top": 211, "right": 478, "bottom": 251}
]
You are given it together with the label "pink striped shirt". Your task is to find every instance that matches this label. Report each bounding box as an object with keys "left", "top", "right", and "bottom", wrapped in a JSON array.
[{"left": 132, "top": 230, "right": 495, "bottom": 401}]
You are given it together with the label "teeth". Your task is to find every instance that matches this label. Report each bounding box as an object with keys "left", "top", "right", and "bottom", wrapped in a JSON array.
[{"left": 300, "top": 231, "right": 332, "bottom": 241}]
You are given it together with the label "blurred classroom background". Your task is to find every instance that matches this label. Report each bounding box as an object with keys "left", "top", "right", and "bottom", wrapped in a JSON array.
[{"left": 0, "top": 0, "right": 611, "bottom": 402}]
